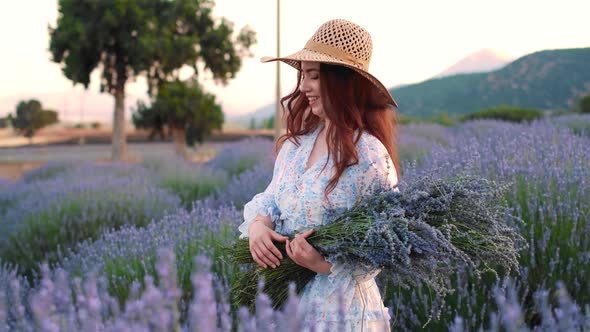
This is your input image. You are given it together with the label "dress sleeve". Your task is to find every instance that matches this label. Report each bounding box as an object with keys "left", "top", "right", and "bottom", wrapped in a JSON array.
[
  {"left": 357, "top": 135, "right": 399, "bottom": 194},
  {"left": 326, "top": 135, "right": 399, "bottom": 286},
  {"left": 237, "top": 141, "right": 289, "bottom": 239}
]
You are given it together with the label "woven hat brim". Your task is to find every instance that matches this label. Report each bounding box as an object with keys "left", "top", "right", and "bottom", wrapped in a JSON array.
[{"left": 261, "top": 49, "right": 398, "bottom": 108}]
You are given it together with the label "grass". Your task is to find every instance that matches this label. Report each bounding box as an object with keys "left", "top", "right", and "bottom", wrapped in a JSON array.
[
  {"left": 0, "top": 191, "right": 175, "bottom": 280},
  {"left": 160, "top": 175, "right": 227, "bottom": 209},
  {"left": 102, "top": 224, "right": 238, "bottom": 318}
]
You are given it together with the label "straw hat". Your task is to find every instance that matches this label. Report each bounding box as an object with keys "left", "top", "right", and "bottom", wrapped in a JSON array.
[{"left": 261, "top": 19, "right": 398, "bottom": 107}]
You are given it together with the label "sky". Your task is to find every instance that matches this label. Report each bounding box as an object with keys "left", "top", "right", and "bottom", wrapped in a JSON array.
[{"left": 0, "top": 0, "right": 589, "bottom": 122}]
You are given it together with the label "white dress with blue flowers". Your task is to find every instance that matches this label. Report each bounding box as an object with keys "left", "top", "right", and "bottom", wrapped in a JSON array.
[{"left": 238, "top": 125, "right": 398, "bottom": 331}]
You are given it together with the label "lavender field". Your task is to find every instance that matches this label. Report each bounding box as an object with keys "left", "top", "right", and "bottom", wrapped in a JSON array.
[{"left": 1, "top": 115, "right": 590, "bottom": 331}]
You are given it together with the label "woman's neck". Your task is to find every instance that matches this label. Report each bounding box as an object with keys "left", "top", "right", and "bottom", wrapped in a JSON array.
[{"left": 321, "top": 119, "right": 331, "bottom": 132}]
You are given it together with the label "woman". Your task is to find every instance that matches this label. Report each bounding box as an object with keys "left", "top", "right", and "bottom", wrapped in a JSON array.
[{"left": 238, "top": 19, "right": 400, "bottom": 331}]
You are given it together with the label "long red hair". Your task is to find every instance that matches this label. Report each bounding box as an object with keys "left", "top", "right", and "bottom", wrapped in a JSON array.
[{"left": 277, "top": 63, "right": 400, "bottom": 196}]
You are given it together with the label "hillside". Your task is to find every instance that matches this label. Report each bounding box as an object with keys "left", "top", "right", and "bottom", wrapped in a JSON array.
[
  {"left": 434, "top": 48, "right": 512, "bottom": 78},
  {"left": 226, "top": 103, "right": 275, "bottom": 128},
  {"left": 391, "top": 48, "right": 590, "bottom": 117},
  {"left": 240, "top": 49, "right": 513, "bottom": 124}
]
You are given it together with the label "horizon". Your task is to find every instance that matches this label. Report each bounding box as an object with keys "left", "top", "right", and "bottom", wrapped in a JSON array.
[{"left": 1, "top": 0, "right": 589, "bottom": 123}]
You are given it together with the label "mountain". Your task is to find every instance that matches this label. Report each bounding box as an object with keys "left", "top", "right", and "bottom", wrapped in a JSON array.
[
  {"left": 227, "top": 103, "right": 276, "bottom": 128},
  {"left": 434, "top": 49, "right": 513, "bottom": 78},
  {"left": 391, "top": 47, "right": 590, "bottom": 117},
  {"left": 240, "top": 49, "right": 516, "bottom": 122}
]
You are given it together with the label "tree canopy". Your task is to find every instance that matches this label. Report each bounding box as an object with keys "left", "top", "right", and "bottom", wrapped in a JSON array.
[
  {"left": 132, "top": 79, "right": 223, "bottom": 158},
  {"left": 11, "top": 99, "right": 59, "bottom": 139},
  {"left": 49, "top": 0, "right": 255, "bottom": 160}
]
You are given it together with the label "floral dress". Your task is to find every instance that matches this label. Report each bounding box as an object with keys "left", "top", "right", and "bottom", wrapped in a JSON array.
[{"left": 238, "top": 124, "right": 398, "bottom": 331}]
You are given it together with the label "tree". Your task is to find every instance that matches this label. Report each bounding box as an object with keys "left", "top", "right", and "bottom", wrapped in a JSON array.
[
  {"left": 262, "top": 115, "right": 275, "bottom": 129},
  {"left": 132, "top": 100, "right": 168, "bottom": 141},
  {"left": 49, "top": 0, "right": 255, "bottom": 161},
  {"left": 132, "top": 79, "right": 223, "bottom": 158},
  {"left": 249, "top": 117, "right": 257, "bottom": 130},
  {"left": 580, "top": 94, "right": 590, "bottom": 113},
  {"left": 11, "top": 99, "right": 59, "bottom": 140},
  {"left": 0, "top": 116, "right": 9, "bottom": 129}
]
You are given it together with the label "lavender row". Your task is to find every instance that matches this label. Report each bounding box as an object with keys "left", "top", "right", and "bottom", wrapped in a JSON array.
[
  {"left": 2, "top": 248, "right": 588, "bottom": 331},
  {"left": 2, "top": 118, "right": 589, "bottom": 329},
  {"left": 0, "top": 138, "right": 274, "bottom": 279},
  {"left": 388, "top": 117, "right": 590, "bottom": 329}
]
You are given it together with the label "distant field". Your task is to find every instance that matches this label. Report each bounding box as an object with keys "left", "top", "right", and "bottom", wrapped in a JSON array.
[
  {"left": 0, "top": 142, "right": 226, "bottom": 180},
  {"left": 0, "top": 126, "right": 274, "bottom": 180}
]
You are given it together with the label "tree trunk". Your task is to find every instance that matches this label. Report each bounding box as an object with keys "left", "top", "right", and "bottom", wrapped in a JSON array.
[
  {"left": 112, "top": 85, "right": 127, "bottom": 161},
  {"left": 171, "top": 126, "right": 188, "bottom": 159}
]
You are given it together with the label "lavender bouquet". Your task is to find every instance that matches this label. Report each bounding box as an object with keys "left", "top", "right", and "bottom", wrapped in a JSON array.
[{"left": 230, "top": 174, "right": 525, "bottom": 313}]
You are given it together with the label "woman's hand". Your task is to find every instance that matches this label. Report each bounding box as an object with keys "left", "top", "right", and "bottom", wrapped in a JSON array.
[
  {"left": 286, "top": 229, "right": 332, "bottom": 274},
  {"left": 248, "top": 216, "right": 288, "bottom": 269}
]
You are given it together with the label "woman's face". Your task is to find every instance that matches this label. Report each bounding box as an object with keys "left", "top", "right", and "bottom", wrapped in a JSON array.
[{"left": 299, "top": 61, "right": 325, "bottom": 118}]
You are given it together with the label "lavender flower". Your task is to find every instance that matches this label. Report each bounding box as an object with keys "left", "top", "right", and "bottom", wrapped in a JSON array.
[
  {"left": 204, "top": 137, "right": 274, "bottom": 177},
  {"left": 231, "top": 174, "right": 524, "bottom": 316}
]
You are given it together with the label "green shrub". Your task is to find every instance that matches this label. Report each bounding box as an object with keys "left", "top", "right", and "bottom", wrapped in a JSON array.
[
  {"left": 160, "top": 174, "right": 227, "bottom": 208},
  {"left": 461, "top": 105, "right": 544, "bottom": 123},
  {"left": 397, "top": 113, "right": 420, "bottom": 125},
  {"left": 580, "top": 94, "right": 590, "bottom": 114},
  {"left": 0, "top": 117, "right": 9, "bottom": 128},
  {"left": 397, "top": 113, "right": 458, "bottom": 127},
  {"left": 141, "top": 158, "right": 229, "bottom": 208}
]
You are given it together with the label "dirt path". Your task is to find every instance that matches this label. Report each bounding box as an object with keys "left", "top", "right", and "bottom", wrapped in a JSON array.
[{"left": 0, "top": 161, "right": 46, "bottom": 181}]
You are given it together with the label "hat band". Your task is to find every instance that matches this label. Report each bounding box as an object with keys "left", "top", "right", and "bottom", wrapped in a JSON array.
[{"left": 304, "top": 40, "right": 369, "bottom": 70}]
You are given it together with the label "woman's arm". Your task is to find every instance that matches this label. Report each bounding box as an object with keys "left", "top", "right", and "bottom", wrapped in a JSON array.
[
  {"left": 285, "top": 229, "right": 332, "bottom": 275},
  {"left": 248, "top": 214, "right": 274, "bottom": 230},
  {"left": 248, "top": 213, "right": 288, "bottom": 269}
]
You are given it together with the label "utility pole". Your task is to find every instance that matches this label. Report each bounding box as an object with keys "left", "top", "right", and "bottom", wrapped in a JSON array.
[{"left": 274, "top": 0, "right": 282, "bottom": 141}]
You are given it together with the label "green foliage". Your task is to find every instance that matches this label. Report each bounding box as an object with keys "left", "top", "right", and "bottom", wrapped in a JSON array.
[
  {"left": 397, "top": 112, "right": 458, "bottom": 126},
  {"left": 104, "top": 254, "right": 157, "bottom": 309},
  {"left": 132, "top": 100, "right": 168, "bottom": 141},
  {"left": 248, "top": 118, "right": 256, "bottom": 130},
  {"left": 1, "top": 191, "right": 175, "bottom": 280},
  {"left": 103, "top": 224, "right": 237, "bottom": 314},
  {"left": 159, "top": 174, "right": 226, "bottom": 209},
  {"left": 397, "top": 113, "right": 421, "bottom": 125},
  {"left": 132, "top": 79, "right": 224, "bottom": 146},
  {"left": 49, "top": 0, "right": 255, "bottom": 159},
  {"left": 11, "top": 99, "right": 59, "bottom": 138},
  {"left": 580, "top": 94, "right": 590, "bottom": 113},
  {"left": 140, "top": 157, "right": 229, "bottom": 208},
  {"left": 429, "top": 112, "right": 457, "bottom": 127},
  {"left": 0, "top": 116, "right": 9, "bottom": 129},
  {"left": 261, "top": 115, "right": 275, "bottom": 129},
  {"left": 391, "top": 48, "right": 590, "bottom": 117},
  {"left": 461, "top": 105, "right": 544, "bottom": 123},
  {"left": 49, "top": 0, "right": 256, "bottom": 93}
]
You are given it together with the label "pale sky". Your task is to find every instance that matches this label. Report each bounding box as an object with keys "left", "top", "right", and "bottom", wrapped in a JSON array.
[{"left": 0, "top": 0, "right": 589, "bottom": 121}]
